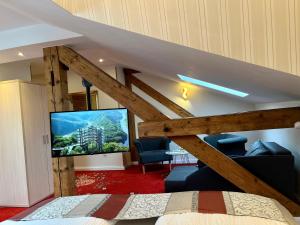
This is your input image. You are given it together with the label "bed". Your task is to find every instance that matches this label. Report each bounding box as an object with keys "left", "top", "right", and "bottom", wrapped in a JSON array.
[{"left": 1, "top": 191, "right": 297, "bottom": 225}]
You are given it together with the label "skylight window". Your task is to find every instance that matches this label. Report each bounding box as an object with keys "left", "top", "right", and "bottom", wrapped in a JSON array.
[{"left": 177, "top": 74, "right": 249, "bottom": 98}]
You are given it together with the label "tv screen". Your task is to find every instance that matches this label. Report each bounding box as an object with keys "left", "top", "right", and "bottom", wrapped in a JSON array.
[{"left": 50, "top": 108, "right": 130, "bottom": 157}]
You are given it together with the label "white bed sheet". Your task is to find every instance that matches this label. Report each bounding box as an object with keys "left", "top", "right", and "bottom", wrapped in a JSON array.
[
  {"left": 156, "top": 213, "right": 298, "bottom": 225},
  {"left": 0, "top": 217, "right": 110, "bottom": 225}
]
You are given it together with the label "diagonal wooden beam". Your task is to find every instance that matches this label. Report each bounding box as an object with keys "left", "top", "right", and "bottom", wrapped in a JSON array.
[
  {"left": 58, "top": 47, "right": 166, "bottom": 121},
  {"left": 56, "top": 45, "right": 300, "bottom": 215},
  {"left": 128, "top": 73, "right": 194, "bottom": 118},
  {"left": 123, "top": 68, "right": 193, "bottom": 160},
  {"left": 138, "top": 107, "right": 300, "bottom": 137}
]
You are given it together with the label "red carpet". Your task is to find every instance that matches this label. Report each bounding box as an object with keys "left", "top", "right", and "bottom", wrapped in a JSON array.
[
  {"left": 0, "top": 207, "right": 27, "bottom": 222},
  {"left": 0, "top": 164, "right": 181, "bottom": 222},
  {"left": 76, "top": 164, "right": 170, "bottom": 195}
]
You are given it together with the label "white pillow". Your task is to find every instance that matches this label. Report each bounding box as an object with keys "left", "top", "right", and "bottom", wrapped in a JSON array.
[
  {"left": 156, "top": 213, "right": 290, "bottom": 225},
  {"left": 0, "top": 217, "right": 111, "bottom": 225}
]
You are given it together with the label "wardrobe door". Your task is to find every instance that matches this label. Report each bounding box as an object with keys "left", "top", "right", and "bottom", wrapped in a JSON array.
[
  {"left": 20, "top": 83, "right": 50, "bottom": 205},
  {"left": 0, "top": 82, "right": 28, "bottom": 206},
  {"left": 41, "top": 86, "right": 54, "bottom": 194}
]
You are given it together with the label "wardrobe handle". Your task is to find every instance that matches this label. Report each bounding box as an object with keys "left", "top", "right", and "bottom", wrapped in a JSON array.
[
  {"left": 46, "top": 135, "right": 49, "bottom": 144},
  {"left": 42, "top": 135, "right": 46, "bottom": 144}
]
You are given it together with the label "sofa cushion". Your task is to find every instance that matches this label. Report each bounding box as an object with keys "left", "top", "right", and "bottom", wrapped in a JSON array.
[
  {"left": 262, "top": 142, "right": 292, "bottom": 155},
  {"left": 139, "top": 150, "right": 172, "bottom": 164},
  {"left": 204, "top": 134, "right": 247, "bottom": 156},
  {"left": 246, "top": 140, "right": 292, "bottom": 156},
  {"left": 217, "top": 136, "right": 247, "bottom": 146},
  {"left": 245, "top": 140, "right": 270, "bottom": 156},
  {"left": 204, "top": 134, "right": 237, "bottom": 149},
  {"left": 165, "top": 166, "right": 199, "bottom": 192}
]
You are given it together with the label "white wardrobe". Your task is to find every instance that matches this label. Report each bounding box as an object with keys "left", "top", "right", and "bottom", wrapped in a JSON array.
[{"left": 0, "top": 80, "right": 53, "bottom": 207}]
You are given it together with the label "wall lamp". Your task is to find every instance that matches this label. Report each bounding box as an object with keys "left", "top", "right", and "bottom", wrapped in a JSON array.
[{"left": 182, "top": 87, "right": 189, "bottom": 100}]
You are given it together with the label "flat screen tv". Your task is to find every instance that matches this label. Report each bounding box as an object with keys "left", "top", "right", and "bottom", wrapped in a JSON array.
[{"left": 50, "top": 108, "right": 130, "bottom": 157}]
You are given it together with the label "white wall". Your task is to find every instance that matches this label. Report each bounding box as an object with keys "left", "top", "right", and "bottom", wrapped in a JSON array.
[
  {"left": 132, "top": 73, "right": 260, "bottom": 162},
  {"left": 68, "top": 67, "right": 118, "bottom": 109},
  {"left": 0, "top": 60, "right": 31, "bottom": 81},
  {"left": 255, "top": 101, "right": 300, "bottom": 195},
  {"left": 68, "top": 66, "right": 125, "bottom": 171}
]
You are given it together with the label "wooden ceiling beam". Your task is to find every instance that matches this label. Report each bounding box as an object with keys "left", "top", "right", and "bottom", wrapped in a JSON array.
[
  {"left": 123, "top": 68, "right": 193, "bottom": 160},
  {"left": 56, "top": 45, "right": 300, "bottom": 215},
  {"left": 138, "top": 107, "right": 300, "bottom": 137}
]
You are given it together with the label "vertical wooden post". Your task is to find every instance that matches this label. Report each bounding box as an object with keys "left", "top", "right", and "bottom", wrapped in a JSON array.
[
  {"left": 43, "top": 47, "right": 75, "bottom": 197},
  {"left": 123, "top": 68, "right": 139, "bottom": 162}
]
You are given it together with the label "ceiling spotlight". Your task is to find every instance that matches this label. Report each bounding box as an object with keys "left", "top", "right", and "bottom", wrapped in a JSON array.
[
  {"left": 18, "top": 52, "right": 24, "bottom": 57},
  {"left": 99, "top": 58, "right": 104, "bottom": 63}
]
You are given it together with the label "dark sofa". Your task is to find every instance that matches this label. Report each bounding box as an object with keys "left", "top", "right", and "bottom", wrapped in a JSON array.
[{"left": 165, "top": 134, "right": 297, "bottom": 200}]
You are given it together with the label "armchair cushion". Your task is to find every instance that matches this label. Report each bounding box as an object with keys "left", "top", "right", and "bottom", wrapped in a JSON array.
[{"left": 139, "top": 150, "right": 172, "bottom": 164}]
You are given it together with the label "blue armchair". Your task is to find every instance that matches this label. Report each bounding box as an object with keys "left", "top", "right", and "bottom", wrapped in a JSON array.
[{"left": 134, "top": 137, "right": 173, "bottom": 174}]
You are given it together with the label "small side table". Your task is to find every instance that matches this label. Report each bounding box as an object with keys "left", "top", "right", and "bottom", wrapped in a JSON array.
[{"left": 166, "top": 149, "right": 190, "bottom": 169}]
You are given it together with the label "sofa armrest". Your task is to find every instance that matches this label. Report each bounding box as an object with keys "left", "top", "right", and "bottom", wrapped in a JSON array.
[
  {"left": 233, "top": 155, "right": 296, "bottom": 198},
  {"left": 185, "top": 166, "right": 239, "bottom": 192},
  {"left": 161, "top": 138, "right": 171, "bottom": 150},
  {"left": 134, "top": 140, "right": 144, "bottom": 153}
]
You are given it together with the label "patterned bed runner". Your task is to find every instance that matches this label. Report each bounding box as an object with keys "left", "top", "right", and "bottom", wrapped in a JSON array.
[{"left": 13, "top": 191, "right": 295, "bottom": 225}]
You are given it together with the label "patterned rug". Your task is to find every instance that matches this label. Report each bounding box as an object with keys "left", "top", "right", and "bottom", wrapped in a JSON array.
[{"left": 75, "top": 164, "right": 172, "bottom": 195}]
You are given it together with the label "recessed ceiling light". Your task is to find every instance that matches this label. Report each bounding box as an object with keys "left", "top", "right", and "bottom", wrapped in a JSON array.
[
  {"left": 99, "top": 58, "right": 104, "bottom": 63},
  {"left": 18, "top": 51, "right": 24, "bottom": 57},
  {"left": 177, "top": 74, "right": 249, "bottom": 98}
]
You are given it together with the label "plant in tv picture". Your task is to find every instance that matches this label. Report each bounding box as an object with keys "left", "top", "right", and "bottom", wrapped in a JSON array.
[
  {"left": 95, "top": 112, "right": 128, "bottom": 144},
  {"left": 103, "top": 142, "right": 128, "bottom": 153},
  {"left": 52, "top": 134, "right": 78, "bottom": 148}
]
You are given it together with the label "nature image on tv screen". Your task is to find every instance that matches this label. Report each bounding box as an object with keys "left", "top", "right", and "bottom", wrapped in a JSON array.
[{"left": 50, "top": 109, "right": 129, "bottom": 157}]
